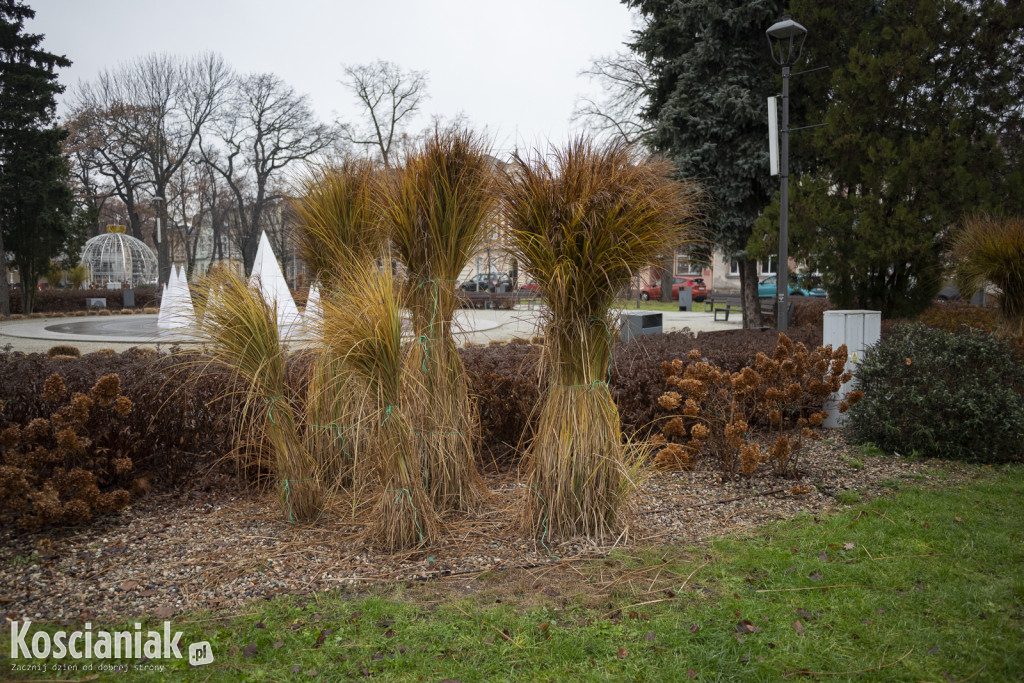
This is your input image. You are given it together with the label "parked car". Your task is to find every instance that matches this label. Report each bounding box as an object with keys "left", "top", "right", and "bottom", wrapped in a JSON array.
[
  {"left": 639, "top": 276, "right": 707, "bottom": 302},
  {"left": 757, "top": 274, "right": 826, "bottom": 298},
  {"left": 460, "top": 273, "right": 511, "bottom": 292}
]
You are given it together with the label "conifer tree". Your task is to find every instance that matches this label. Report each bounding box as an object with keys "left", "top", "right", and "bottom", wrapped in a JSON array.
[{"left": 0, "top": 0, "right": 73, "bottom": 314}]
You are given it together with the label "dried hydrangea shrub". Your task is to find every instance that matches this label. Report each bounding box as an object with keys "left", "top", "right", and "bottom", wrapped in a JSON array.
[{"left": 655, "top": 334, "right": 862, "bottom": 479}]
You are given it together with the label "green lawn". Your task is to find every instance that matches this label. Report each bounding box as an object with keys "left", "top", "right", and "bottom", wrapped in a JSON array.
[
  {"left": 4, "top": 466, "right": 1023, "bottom": 681},
  {"left": 615, "top": 298, "right": 713, "bottom": 312}
]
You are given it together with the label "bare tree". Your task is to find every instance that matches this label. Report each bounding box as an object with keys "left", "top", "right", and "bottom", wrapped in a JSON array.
[
  {"left": 340, "top": 60, "right": 427, "bottom": 167},
  {"left": 62, "top": 110, "right": 115, "bottom": 236},
  {"left": 64, "top": 99, "right": 149, "bottom": 242},
  {"left": 572, "top": 52, "right": 654, "bottom": 146},
  {"left": 202, "top": 72, "right": 333, "bottom": 274},
  {"left": 74, "top": 53, "right": 232, "bottom": 284}
]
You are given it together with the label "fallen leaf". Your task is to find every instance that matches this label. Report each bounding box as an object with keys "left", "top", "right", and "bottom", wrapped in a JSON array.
[
  {"left": 792, "top": 620, "right": 805, "bottom": 635},
  {"left": 687, "top": 669, "right": 697, "bottom": 679},
  {"left": 272, "top": 639, "right": 284, "bottom": 649},
  {"left": 736, "top": 620, "right": 761, "bottom": 634},
  {"left": 151, "top": 606, "right": 174, "bottom": 620},
  {"left": 784, "top": 565, "right": 797, "bottom": 575},
  {"left": 137, "top": 589, "right": 157, "bottom": 597},
  {"left": 617, "top": 646, "right": 629, "bottom": 659},
  {"left": 644, "top": 631, "right": 656, "bottom": 642},
  {"left": 796, "top": 609, "right": 813, "bottom": 620},
  {"left": 372, "top": 652, "right": 384, "bottom": 661},
  {"left": 314, "top": 629, "right": 328, "bottom": 647},
  {"left": 291, "top": 665, "right": 302, "bottom": 673},
  {"left": 954, "top": 516, "right": 962, "bottom": 523},
  {"left": 689, "top": 624, "right": 700, "bottom": 634},
  {"left": 818, "top": 551, "right": 829, "bottom": 562},
  {"left": 928, "top": 647, "right": 940, "bottom": 655},
  {"left": 242, "top": 642, "right": 258, "bottom": 659},
  {"left": 306, "top": 670, "right": 318, "bottom": 677},
  {"left": 120, "top": 580, "right": 139, "bottom": 592},
  {"left": 843, "top": 542, "right": 855, "bottom": 550},
  {"left": 808, "top": 571, "right": 823, "bottom": 582},
  {"left": 538, "top": 622, "right": 550, "bottom": 631},
  {"left": 255, "top": 622, "right": 266, "bottom": 629}
]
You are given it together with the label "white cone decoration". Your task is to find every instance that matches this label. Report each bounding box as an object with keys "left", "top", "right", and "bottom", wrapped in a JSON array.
[
  {"left": 175, "top": 266, "right": 196, "bottom": 322},
  {"left": 303, "top": 281, "right": 323, "bottom": 334},
  {"left": 156, "top": 283, "right": 170, "bottom": 327},
  {"left": 157, "top": 265, "right": 196, "bottom": 330},
  {"left": 249, "top": 231, "right": 302, "bottom": 339}
]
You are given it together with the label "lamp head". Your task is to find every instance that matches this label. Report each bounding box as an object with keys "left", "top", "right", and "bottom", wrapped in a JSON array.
[{"left": 766, "top": 16, "right": 807, "bottom": 66}]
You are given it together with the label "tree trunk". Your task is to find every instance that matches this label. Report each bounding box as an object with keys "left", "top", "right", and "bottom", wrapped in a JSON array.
[
  {"left": 659, "top": 254, "right": 674, "bottom": 303},
  {"left": 738, "top": 257, "right": 762, "bottom": 330},
  {"left": 0, "top": 231, "right": 10, "bottom": 316}
]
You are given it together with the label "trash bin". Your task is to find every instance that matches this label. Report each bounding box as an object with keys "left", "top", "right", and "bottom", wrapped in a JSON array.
[
  {"left": 678, "top": 286, "right": 692, "bottom": 312},
  {"left": 619, "top": 311, "right": 663, "bottom": 343}
]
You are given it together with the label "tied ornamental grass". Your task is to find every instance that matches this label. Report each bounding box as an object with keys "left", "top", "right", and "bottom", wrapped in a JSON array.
[
  {"left": 377, "top": 127, "right": 497, "bottom": 512},
  {"left": 292, "top": 160, "right": 388, "bottom": 493},
  {"left": 318, "top": 256, "right": 439, "bottom": 550},
  {"left": 499, "top": 138, "right": 701, "bottom": 540},
  {"left": 192, "top": 271, "right": 324, "bottom": 523}
]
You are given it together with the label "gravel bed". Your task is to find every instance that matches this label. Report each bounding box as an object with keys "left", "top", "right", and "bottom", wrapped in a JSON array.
[{"left": 0, "top": 432, "right": 971, "bottom": 624}]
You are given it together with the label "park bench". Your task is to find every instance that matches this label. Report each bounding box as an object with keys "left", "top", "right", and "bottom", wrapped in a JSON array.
[{"left": 708, "top": 294, "right": 792, "bottom": 325}]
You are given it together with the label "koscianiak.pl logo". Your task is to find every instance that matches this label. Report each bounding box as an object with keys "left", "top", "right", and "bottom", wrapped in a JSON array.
[{"left": 7, "top": 620, "right": 214, "bottom": 672}]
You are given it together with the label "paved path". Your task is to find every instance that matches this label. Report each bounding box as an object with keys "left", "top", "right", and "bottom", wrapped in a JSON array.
[{"left": 0, "top": 308, "right": 740, "bottom": 355}]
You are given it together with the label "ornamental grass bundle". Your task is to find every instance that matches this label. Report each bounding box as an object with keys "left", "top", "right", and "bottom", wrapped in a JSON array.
[
  {"left": 291, "top": 160, "right": 389, "bottom": 493},
  {"left": 500, "top": 137, "right": 702, "bottom": 540},
  {"left": 291, "top": 158, "right": 386, "bottom": 288},
  {"left": 376, "top": 127, "right": 497, "bottom": 512},
  {"left": 318, "top": 256, "right": 439, "bottom": 550},
  {"left": 191, "top": 271, "right": 323, "bottom": 523},
  {"left": 952, "top": 213, "right": 1024, "bottom": 337}
]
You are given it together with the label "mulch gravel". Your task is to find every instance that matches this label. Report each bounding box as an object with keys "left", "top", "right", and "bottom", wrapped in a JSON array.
[{"left": 0, "top": 432, "right": 974, "bottom": 624}]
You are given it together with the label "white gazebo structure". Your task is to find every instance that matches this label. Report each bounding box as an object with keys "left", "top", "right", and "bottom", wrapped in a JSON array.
[{"left": 79, "top": 227, "right": 158, "bottom": 287}]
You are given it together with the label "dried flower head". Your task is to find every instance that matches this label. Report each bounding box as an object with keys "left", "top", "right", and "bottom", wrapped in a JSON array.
[
  {"left": 658, "top": 391, "right": 682, "bottom": 411},
  {"left": 42, "top": 374, "right": 67, "bottom": 403},
  {"left": 654, "top": 443, "right": 695, "bottom": 471},
  {"left": 1, "top": 425, "right": 20, "bottom": 449},
  {"left": 113, "top": 457, "right": 133, "bottom": 474},
  {"left": 23, "top": 418, "right": 50, "bottom": 443},
  {"left": 740, "top": 443, "right": 763, "bottom": 475},
  {"left": 770, "top": 436, "right": 791, "bottom": 463},
  {"left": 690, "top": 422, "right": 710, "bottom": 439},
  {"left": 90, "top": 374, "right": 121, "bottom": 407},
  {"left": 113, "top": 396, "right": 133, "bottom": 416},
  {"left": 55, "top": 428, "right": 85, "bottom": 454},
  {"left": 663, "top": 417, "right": 687, "bottom": 438}
]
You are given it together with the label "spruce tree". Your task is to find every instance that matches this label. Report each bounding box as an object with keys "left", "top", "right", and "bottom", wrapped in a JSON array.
[
  {"left": 625, "top": 0, "right": 786, "bottom": 326},
  {"left": 0, "top": 0, "right": 73, "bottom": 314}
]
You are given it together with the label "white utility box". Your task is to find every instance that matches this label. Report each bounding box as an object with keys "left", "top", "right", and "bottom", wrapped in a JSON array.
[{"left": 822, "top": 310, "right": 881, "bottom": 427}]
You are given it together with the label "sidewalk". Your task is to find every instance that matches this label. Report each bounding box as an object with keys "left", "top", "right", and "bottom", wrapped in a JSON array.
[{"left": 0, "top": 307, "right": 741, "bottom": 355}]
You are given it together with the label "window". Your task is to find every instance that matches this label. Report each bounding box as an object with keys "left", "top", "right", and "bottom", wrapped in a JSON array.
[
  {"left": 674, "top": 252, "right": 703, "bottom": 276},
  {"left": 760, "top": 255, "right": 777, "bottom": 276},
  {"left": 729, "top": 259, "right": 741, "bottom": 276}
]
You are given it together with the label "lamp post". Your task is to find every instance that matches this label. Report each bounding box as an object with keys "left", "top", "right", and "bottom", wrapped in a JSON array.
[
  {"left": 766, "top": 15, "right": 807, "bottom": 332},
  {"left": 151, "top": 196, "right": 165, "bottom": 285}
]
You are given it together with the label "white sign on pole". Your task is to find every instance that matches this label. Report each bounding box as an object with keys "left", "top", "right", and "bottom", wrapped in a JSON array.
[{"left": 768, "top": 96, "right": 779, "bottom": 176}]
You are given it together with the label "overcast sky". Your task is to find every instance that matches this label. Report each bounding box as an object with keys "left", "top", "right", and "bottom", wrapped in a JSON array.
[{"left": 28, "top": 0, "right": 640, "bottom": 157}]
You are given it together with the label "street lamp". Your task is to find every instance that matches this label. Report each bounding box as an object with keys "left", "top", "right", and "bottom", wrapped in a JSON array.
[
  {"left": 766, "top": 15, "right": 807, "bottom": 332},
  {"left": 151, "top": 196, "right": 165, "bottom": 243}
]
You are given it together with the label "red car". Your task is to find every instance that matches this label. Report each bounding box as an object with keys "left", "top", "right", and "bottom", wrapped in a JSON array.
[{"left": 639, "top": 276, "right": 707, "bottom": 302}]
